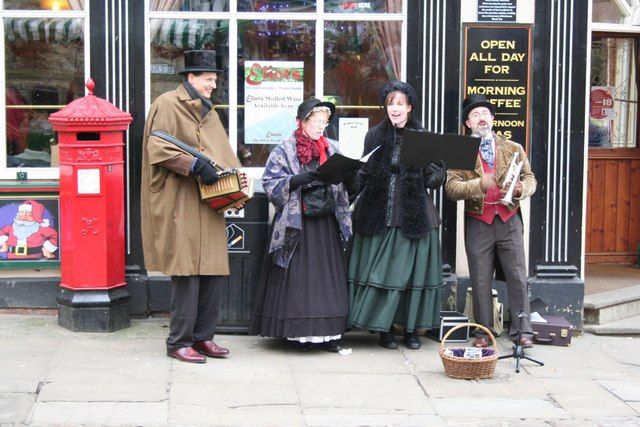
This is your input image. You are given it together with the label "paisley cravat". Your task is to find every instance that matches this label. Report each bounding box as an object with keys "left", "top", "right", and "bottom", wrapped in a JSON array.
[{"left": 479, "top": 138, "right": 494, "bottom": 168}]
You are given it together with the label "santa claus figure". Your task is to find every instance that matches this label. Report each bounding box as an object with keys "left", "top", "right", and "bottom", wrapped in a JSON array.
[{"left": 0, "top": 200, "right": 58, "bottom": 260}]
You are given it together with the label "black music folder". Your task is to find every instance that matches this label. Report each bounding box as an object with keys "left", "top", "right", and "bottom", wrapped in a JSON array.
[
  {"left": 316, "top": 146, "right": 380, "bottom": 184},
  {"left": 400, "top": 129, "right": 480, "bottom": 170}
]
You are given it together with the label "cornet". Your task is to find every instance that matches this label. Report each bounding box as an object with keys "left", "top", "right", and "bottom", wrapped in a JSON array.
[{"left": 501, "top": 152, "right": 524, "bottom": 209}]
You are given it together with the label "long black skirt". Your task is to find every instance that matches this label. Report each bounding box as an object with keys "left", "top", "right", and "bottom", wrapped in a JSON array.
[{"left": 251, "top": 214, "right": 348, "bottom": 340}]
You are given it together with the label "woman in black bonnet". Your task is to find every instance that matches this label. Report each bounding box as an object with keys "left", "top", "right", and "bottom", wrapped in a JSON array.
[{"left": 348, "top": 80, "right": 446, "bottom": 350}]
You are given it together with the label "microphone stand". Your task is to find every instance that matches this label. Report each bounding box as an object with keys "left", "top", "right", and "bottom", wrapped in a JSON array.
[{"left": 498, "top": 309, "right": 544, "bottom": 373}]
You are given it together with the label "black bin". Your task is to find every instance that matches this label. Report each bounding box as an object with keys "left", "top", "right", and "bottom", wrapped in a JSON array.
[{"left": 218, "top": 192, "right": 269, "bottom": 333}]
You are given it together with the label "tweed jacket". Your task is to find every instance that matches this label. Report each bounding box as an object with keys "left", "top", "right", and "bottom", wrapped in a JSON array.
[
  {"left": 262, "top": 135, "right": 352, "bottom": 269},
  {"left": 444, "top": 133, "right": 536, "bottom": 214}
]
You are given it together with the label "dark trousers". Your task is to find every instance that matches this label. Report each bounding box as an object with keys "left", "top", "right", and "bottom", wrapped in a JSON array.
[
  {"left": 465, "top": 214, "right": 533, "bottom": 338},
  {"left": 166, "top": 275, "right": 225, "bottom": 352}
]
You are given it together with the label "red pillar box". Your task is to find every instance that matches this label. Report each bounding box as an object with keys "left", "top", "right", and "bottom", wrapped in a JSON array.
[{"left": 49, "top": 79, "right": 132, "bottom": 332}]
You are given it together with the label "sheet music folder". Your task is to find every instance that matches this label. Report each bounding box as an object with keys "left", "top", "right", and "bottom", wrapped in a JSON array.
[
  {"left": 400, "top": 129, "right": 480, "bottom": 170},
  {"left": 316, "top": 146, "right": 380, "bottom": 184}
]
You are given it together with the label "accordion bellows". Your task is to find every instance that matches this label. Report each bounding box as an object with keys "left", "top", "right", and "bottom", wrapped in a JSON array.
[{"left": 199, "top": 172, "right": 254, "bottom": 212}]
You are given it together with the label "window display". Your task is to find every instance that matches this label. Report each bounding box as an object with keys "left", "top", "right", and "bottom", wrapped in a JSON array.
[
  {"left": 4, "top": 17, "right": 85, "bottom": 167},
  {"left": 590, "top": 36, "right": 638, "bottom": 148}
]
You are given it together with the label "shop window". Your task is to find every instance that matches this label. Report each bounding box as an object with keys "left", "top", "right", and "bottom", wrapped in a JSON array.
[
  {"left": 324, "top": 20, "right": 401, "bottom": 126},
  {"left": 147, "top": 3, "right": 406, "bottom": 170},
  {"left": 325, "top": 0, "right": 401, "bottom": 13},
  {"left": 3, "top": 10, "right": 86, "bottom": 172},
  {"left": 590, "top": 35, "right": 638, "bottom": 148},
  {"left": 4, "top": 0, "right": 84, "bottom": 10},
  {"left": 149, "top": 0, "right": 228, "bottom": 12},
  {"left": 238, "top": 1, "right": 315, "bottom": 12},
  {"left": 237, "top": 19, "right": 316, "bottom": 167},
  {"left": 150, "top": 18, "right": 229, "bottom": 103},
  {"left": 592, "top": 0, "right": 632, "bottom": 24}
]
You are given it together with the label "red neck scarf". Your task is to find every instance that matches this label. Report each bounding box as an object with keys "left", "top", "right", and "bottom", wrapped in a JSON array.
[{"left": 295, "top": 126, "right": 328, "bottom": 165}]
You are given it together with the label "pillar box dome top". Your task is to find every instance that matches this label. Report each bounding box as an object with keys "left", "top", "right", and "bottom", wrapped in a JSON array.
[{"left": 49, "top": 78, "right": 132, "bottom": 131}]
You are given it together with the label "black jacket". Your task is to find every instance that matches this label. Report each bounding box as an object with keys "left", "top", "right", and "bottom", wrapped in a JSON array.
[{"left": 353, "top": 117, "right": 443, "bottom": 239}]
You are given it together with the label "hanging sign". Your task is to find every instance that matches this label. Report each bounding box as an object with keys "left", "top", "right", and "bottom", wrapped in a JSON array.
[
  {"left": 463, "top": 24, "right": 532, "bottom": 150},
  {"left": 244, "top": 60, "right": 304, "bottom": 145}
]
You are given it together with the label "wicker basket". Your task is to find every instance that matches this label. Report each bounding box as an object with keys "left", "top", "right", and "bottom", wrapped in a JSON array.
[{"left": 439, "top": 322, "right": 499, "bottom": 380}]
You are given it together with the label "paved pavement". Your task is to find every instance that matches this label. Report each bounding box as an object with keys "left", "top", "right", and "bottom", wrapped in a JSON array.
[{"left": 1, "top": 314, "right": 639, "bottom": 426}]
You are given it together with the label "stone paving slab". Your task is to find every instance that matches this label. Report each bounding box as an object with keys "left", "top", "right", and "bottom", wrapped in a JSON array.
[
  {"left": 37, "top": 381, "right": 168, "bottom": 402},
  {"left": 169, "top": 402, "right": 306, "bottom": 426},
  {"left": 550, "top": 388, "right": 638, "bottom": 418},
  {"left": 28, "top": 401, "right": 169, "bottom": 425},
  {"left": 2, "top": 314, "right": 640, "bottom": 426},
  {"left": 430, "top": 397, "right": 568, "bottom": 419},
  {"left": 0, "top": 392, "right": 36, "bottom": 424}
]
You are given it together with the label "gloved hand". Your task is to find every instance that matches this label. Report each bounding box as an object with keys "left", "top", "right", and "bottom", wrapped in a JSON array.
[
  {"left": 193, "top": 158, "right": 219, "bottom": 185},
  {"left": 289, "top": 171, "right": 320, "bottom": 190},
  {"left": 425, "top": 160, "right": 447, "bottom": 189}
]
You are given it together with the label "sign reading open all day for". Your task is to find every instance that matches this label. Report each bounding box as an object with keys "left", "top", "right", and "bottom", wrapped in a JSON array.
[{"left": 463, "top": 25, "right": 532, "bottom": 150}]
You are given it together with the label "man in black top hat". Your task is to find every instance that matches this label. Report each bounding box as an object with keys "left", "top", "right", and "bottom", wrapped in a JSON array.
[
  {"left": 141, "top": 50, "right": 243, "bottom": 363},
  {"left": 444, "top": 94, "right": 537, "bottom": 349}
]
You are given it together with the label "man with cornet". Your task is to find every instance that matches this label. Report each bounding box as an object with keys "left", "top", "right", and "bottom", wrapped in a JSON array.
[{"left": 445, "top": 94, "right": 537, "bottom": 349}]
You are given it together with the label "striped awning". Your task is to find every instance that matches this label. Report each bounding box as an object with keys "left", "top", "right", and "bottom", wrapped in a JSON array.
[
  {"left": 152, "top": 19, "right": 223, "bottom": 49},
  {"left": 4, "top": 18, "right": 84, "bottom": 44}
]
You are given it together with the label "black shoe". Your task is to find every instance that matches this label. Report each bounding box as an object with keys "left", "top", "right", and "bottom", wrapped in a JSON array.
[
  {"left": 325, "top": 339, "right": 342, "bottom": 353},
  {"left": 378, "top": 331, "right": 398, "bottom": 349},
  {"left": 291, "top": 341, "right": 312, "bottom": 352},
  {"left": 403, "top": 331, "right": 421, "bottom": 350}
]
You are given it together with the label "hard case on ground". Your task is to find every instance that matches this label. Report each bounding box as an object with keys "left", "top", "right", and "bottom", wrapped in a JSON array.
[
  {"left": 428, "top": 311, "right": 470, "bottom": 342},
  {"left": 531, "top": 315, "right": 574, "bottom": 346}
]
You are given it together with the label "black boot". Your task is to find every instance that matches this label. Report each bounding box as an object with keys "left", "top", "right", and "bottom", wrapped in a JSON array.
[
  {"left": 325, "top": 339, "right": 342, "bottom": 353},
  {"left": 378, "top": 331, "right": 398, "bottom": 349},
  {"left": 403, "top": 330, "right": 421, "bottom": 349}
]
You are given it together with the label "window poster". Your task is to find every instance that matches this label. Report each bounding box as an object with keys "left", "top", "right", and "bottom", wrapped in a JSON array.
[
  {"left": 338, "top": 118, "right": 369, "bottom": 159},
  {"left": 244, "top": 61, "right": 304, "bottom": 145},
  {"left": 589, "top": 86, "right": 615, "bottom": 147},
  {"left": 0, "top": 197, "right": 59, "bottom": 263}
]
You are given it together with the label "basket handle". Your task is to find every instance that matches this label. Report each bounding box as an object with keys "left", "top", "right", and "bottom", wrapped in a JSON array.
[{"left": 439, "top": 322, "right": 497, "bottom": 351}]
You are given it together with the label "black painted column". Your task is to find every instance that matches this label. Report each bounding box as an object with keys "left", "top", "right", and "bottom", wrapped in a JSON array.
[{"left": 528, "top": 1, "right": 588, "bottom": 329}]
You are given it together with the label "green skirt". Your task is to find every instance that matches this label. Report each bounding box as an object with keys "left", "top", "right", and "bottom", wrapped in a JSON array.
[{"left": 348, "top": 227, "right": 443, "bottom": 332}]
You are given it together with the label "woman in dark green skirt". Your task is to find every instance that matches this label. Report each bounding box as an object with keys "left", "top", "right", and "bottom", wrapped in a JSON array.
[{"left": 349, "top": 80, "right": 446, "bottom": 350}]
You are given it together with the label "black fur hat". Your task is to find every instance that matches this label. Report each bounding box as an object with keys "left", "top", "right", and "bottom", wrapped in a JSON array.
[{"left": 378, "top": 80, "right": 418, "bottom": 107}]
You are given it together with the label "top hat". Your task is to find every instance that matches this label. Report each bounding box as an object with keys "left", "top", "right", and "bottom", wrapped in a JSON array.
[
  {"left": 461, "top": 94, "right": 495, "bottom": 122},
  {"left": 179, "top": 50, "right": 223, "bottom": 75},
  {"left": 296, "top": 98, "right": 336, "bottom": 122}
]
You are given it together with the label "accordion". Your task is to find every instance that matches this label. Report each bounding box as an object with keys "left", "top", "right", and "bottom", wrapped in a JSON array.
[{"left": 199, "top": 170, "right": 254, "bottom": 213}]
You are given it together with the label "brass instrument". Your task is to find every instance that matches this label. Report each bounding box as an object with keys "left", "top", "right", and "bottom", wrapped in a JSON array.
[{"left": 500, "top": 152, "right": 524, "bottom": 209}]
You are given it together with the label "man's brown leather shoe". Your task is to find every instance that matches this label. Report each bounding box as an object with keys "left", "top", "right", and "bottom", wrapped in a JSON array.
[
  {"left": 168, "top": 346, "right": 206, "bottom": 363},
  {"left": 472, "top": 336, "right": 489, "bottom": 348},
  {"left": 519, "top": 336, "right": 533, "bottom": 348},
  {"left": 193, "top": 340, "right": 230, "bottom": 358}
]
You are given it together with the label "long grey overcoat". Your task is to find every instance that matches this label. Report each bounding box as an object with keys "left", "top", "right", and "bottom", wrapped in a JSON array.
[{"left": 141, "top": 84, "right": 241, "bottom": 276}]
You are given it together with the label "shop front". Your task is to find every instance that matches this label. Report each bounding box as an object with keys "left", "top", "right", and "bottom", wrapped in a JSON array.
[{"left": 0, "top": 1, "right": 592, "bottom": 332}]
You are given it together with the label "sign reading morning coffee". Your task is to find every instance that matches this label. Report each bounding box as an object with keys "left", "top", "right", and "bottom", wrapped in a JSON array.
[
  {"left": 463, "top": 24, "right": 532, "bottom": 149},
  {"left": 478, "top": 0, "right": 517, "bottom": 22}
]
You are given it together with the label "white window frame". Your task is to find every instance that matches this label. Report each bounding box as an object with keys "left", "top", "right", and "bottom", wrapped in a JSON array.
[{"left": 145, "top": 0, "right": 407, "bottom": 179}]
